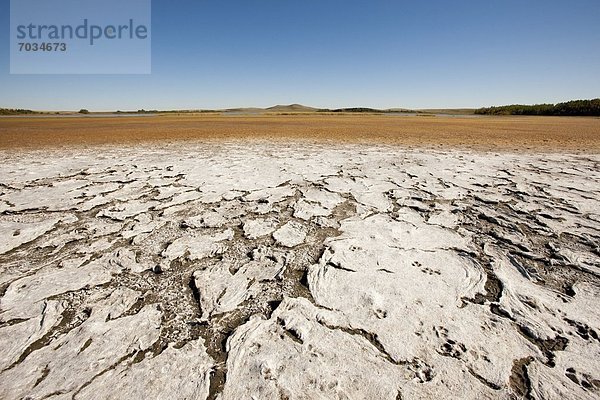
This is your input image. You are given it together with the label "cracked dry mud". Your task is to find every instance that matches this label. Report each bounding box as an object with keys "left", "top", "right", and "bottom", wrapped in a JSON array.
[{"left": 0, "top": 142, "right": 599, "bottom": 399}]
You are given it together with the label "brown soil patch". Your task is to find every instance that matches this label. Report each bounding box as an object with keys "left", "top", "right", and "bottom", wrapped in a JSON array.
[{"left": 0, "top": 114, "right": 598, "bottom": 152}]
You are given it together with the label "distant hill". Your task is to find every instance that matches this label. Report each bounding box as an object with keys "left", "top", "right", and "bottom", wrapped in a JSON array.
[
  {"left": 266, "top": 104, "right": 318, "bottom": 112},
  {"left": 475, "top": 99, "right": 600, "bottom": 116}
]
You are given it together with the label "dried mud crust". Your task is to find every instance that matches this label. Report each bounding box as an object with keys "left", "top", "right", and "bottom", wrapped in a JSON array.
[{"left": 0, "top": 143, "right": 599, "bottom": 399}]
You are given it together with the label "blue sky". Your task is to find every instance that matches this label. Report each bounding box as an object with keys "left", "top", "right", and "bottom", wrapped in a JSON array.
[{"left": 1, "top": 0, "right": 599, "bottom": 110}]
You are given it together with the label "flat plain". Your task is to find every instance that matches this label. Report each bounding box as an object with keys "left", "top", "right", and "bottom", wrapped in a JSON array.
[
  {"left": 1, "top": 113, "right": 599, "bottom": 151},
  {"left": 0, "top": 115, "right": 599, "bottom": 399}
]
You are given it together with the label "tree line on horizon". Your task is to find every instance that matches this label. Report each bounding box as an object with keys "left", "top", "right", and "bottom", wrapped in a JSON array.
[
  {"left": 317, "top": 107, "right": 416, "bottom": 113},
  {"left": 0, "top": 108, "right": 38, "bottom": 115},
  {"left": 475, "top": 99, "right": 600, "bottom": 116},
  {"left": 3, "top": 99, "right": 599, "bottom": 116}
]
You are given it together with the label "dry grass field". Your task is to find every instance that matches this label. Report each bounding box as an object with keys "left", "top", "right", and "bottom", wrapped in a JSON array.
[{"left": 1, "top": 114, "right": 598, "bottom": 151}]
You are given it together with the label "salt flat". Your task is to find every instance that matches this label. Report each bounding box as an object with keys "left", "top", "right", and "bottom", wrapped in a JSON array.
[{"left": 0, "top": 142, "right": 599, "bottom": 399}]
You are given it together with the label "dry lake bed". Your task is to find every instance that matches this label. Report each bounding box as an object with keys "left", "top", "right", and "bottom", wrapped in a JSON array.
[{"left": 0, "top": 121, "right": 599, "bottom": 399}]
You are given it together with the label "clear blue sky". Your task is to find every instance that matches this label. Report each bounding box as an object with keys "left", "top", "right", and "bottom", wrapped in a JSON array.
[{"left": 1, "top": 0, "right": 599, "bottom": 110}]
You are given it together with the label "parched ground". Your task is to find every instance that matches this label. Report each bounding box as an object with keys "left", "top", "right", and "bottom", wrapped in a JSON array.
[
  {"left": 0, "top": 113, "right": 599, "bottom": 151},
  {"left": 0, "top": 117, "right": 599, "bottom": 399}
]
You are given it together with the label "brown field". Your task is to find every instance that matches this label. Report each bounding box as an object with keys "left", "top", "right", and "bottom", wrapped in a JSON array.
[{"left": 0, "top": 114, "right": 599, "bottom": 152}]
